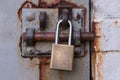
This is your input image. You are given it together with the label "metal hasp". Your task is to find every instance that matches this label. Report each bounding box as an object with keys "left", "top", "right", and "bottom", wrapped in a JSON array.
[
  {"left": 22, "top": 30, "right": 95, "bottom": 57},
  {"left": 21, "top": 8, "right": 95, "bottom": 58}
]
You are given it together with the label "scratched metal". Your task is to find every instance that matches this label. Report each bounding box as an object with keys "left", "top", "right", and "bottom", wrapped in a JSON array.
[
  {"left": 0, "top": 0, "right": 39, "bottom": 80},
  {"left": 92, "top": 0, "right": 120, "bottom": 80}
]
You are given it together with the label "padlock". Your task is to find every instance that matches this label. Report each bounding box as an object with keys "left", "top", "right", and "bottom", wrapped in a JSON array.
[{"left": 50, "top": 19, "right": 74, "bottom": 71}]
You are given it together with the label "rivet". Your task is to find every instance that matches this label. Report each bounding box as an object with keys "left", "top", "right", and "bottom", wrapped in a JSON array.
[{"left": 26, "top": 12, "right": 35, "bottom": 21}]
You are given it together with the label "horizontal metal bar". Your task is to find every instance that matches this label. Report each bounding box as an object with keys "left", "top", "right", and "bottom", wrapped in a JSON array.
[{"left": 22, "top": 32, "right": 95, "bottom": 42}]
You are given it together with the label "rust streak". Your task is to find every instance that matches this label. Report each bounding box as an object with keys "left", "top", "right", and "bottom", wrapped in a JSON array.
[
  {"left": 92, "top": 21, "right": 103, "bottom": 80},
  {"left": 96, "top": 52, "right": 103, "bottom": 80},
  {"left": 40, "top": 57, "right": 50, "bottom": 80},
  {"left": 92, "top": 22, "right": 102, "bottom": 51}
]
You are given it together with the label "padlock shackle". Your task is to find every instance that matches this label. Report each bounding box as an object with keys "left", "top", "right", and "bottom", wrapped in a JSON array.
[{"left": 55, "top": 19, "right": 72, "bottom": 46}]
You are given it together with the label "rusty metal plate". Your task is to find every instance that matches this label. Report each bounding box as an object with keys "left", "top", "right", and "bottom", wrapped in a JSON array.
[
  {"left": 20, "top": 0, "right": 90, "bottom": 80},
  {"left": 50, "top": 44, "right": 74, "bottom": 71},
  {"left": 22, "top": 8, "right": 87, "bottom": 57},
  {"left": 22, "top": 8, "right": 58, "bottom": 57}
]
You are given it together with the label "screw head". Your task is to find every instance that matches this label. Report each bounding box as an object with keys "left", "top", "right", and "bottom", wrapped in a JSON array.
[{"left": 26, "top": 12, "right": 35, "bottom": 21}]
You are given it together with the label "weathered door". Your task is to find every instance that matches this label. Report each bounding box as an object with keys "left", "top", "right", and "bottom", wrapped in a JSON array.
[
  {"left": 1, "top": 0, "right": 119, "bottom": 80},
  {"left": 21, "top": 0, "right": 91, "bottom": 80},
  {"left": 0, "top": 0, "right": 91, "bottom": 80}
]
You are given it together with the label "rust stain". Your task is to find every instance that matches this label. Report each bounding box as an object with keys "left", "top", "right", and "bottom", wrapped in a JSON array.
[
  {"left": 92, "top": 21, "right": 104, "bottom": 80},
  {"left": 18, "top": 1, "right": 37, "bottom": 22},
  {"left": 40, "top": 57, "right": 50, "bottom": 80},
  {"left": 95, "top": 52, "right": 103, "bottom": 80},
  {"left": 92, "top": 22, "right": 102, "bottom": 51},
  {"left": 38, "top": 0, "right": 79, "bottom": 8},
  {"left": 39, "top": 0, "right": 61, "bottom": 7}
]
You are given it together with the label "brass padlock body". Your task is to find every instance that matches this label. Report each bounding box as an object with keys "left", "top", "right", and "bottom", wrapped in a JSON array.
[{"left": 50, "top": 44, "right": 74, "bottom": 70}]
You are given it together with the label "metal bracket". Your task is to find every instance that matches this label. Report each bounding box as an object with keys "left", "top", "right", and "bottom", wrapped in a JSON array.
[{"left": 22, "top": 8, "right": 95, "bottom": 58}]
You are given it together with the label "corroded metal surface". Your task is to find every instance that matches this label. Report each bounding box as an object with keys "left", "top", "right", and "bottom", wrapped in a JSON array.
[{"left": 22, "top": 32, "right": 95, "bottom": 41}]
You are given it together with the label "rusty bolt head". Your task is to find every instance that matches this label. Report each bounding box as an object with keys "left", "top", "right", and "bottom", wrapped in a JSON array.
[{"left": 26, "top": 12, "right": 35, "bottom": 21}]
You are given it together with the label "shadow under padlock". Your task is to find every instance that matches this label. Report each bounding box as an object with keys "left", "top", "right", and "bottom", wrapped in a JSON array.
[{"left": 50, "top": 19, "right": 74, "bottom": 71}]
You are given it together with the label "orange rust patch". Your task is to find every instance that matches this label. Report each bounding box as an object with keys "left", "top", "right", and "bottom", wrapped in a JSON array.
[
  {"left": 40, "top": 57, "right": 50, "bottom": 80},
  {"left": 92, "top": 21, "right": 104, "bottom": 80},
  {"left": 92, "top": 22, "right": 102, "bottom": 51},
  {"left": 39, "top": 0, "right": 61, "bottom": 7},
  {"left": 95, "top": 52, "right": 103, "bottom": 80}
]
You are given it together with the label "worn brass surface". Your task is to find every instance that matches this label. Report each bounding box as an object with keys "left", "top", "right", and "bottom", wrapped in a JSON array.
[{"left": 50, "top": 44, "right": 74, "bottom": 71}]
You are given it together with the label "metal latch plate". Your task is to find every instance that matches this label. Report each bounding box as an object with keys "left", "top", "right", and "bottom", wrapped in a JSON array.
[{"left": 22, "top": 8, "right": 86, "bottom": 57}]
